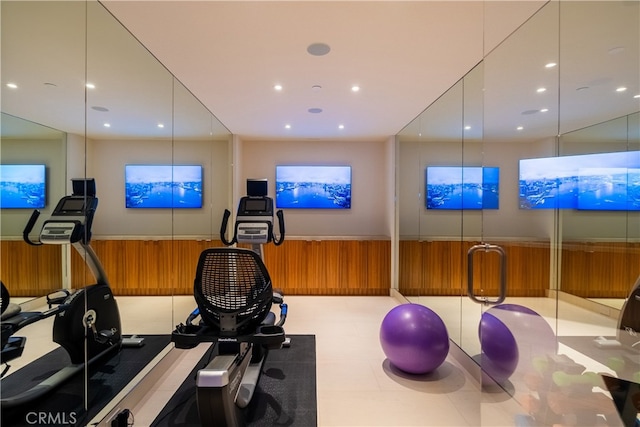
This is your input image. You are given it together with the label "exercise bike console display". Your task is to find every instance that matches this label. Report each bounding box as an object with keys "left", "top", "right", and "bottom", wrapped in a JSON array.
[{"left": 39, "top": 222, "right": 79, "bottom": 244}]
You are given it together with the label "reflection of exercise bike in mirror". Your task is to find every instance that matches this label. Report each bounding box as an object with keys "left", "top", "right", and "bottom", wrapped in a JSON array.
[
  {"left": 172, "top": 179, "right": 288, "bottom": 426},
  {"left": 0, "top": 178, "right": 140, "bottom": 409}
]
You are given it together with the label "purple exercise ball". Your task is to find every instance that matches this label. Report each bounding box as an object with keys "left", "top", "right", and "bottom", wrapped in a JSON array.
[
  {"left": 481, "top": 304, "right": 557, "bottom": 379},
  {"left": 479, "top": 311, "right": 519, "bottom": 383},
  {"left": 380, "top": 303, "right": 449, "bottom": 374},
  {"left": 488, "top": 304, "right": 557, "bottom": 362}
]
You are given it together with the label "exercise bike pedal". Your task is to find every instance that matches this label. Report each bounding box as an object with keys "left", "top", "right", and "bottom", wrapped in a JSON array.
[
  {"left": 283, "top": 337, "right": 291, "bottom": 347},
  {"left": 122, "top": 335, "right": 145, "bottom": 347}
]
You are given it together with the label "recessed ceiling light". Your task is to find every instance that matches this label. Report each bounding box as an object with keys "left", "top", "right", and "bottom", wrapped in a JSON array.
[
  {"left": 536, "top": 87, "right": 546, "bottom": 93},
  {"left": 634, "top": 94, "right": 640, "bottom": 99},
  {"left": 616, "top": 86, "right": 627, "bottom": 92},
  {"left": 464, "top": 126, "right": 471, "bottom": 130},
  {"left": 311, "top": 85, "right": 322, "bottom": 92},
  {"left": 351, "top": 85, "right": 360, "bottom": 92},
  {"left": 6, "top": 83, "right": 17, "bottom": 89},
  {"left": 44, "top": 82, "right": 57, "bottom": 87},
  {"left": 307, "top": 42, "right": 331, "bottom": 56},
  {"left": 338, "top": 124, "right": 345, "bottom": 129},
  {"left": 103, "top": 123, "right": 111, "bottom": 128},
  {"left": 540, "top": 108, "right": 549, "bottom": 113},
  {"left": 274, "top": 84, "right": 283, "bottom": 91},
  {"left": 157, "top": 123, "right": 164, "bottom": 128},
  {"left": 545, "top": 62, "right": 557, "bottom": 68},
  {"left": 285, "top": 124, "right": 291, "bottom": 129},
  {"left": 576, "top": 86, "right": 590, "bottom": 91},
  {"left": 86, "top": 83, "right": 96, "bottom": 89},
  {"left": 91, "top": 106, "right": 109, "bottom": 112},
  {"left": 516, "top": 126, "right": 524, "bottom": 131},
  {"left": 308, "top": 108, "right": 323, "bottom": 114}
]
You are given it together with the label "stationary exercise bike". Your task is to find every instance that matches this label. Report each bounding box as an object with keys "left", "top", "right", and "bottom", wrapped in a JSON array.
[
  {"left": 172, "top": 179, "right": 287, "bottom": 427},
  {"left": 0, "top": 178, "right": 137, "bottom": 409}
]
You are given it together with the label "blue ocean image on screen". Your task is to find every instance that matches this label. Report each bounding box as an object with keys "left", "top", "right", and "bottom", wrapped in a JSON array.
[
  {"left": 276, "top": 166, "right": 351, "bottom": 209},
  {"left": 577, "top": 167, "right": 640, "bottom": 211},
  {"left": 519, "top": 151, "right": 640, "bottom": 210},
  {"left": 0, "top": 164, "right": 46, "bottom": 209},
  {"left": 426, "top": 166, "right": 499, "bottom": 210},
  {"left": 125, "top": 165, "right": 202, "bottom": 208}
]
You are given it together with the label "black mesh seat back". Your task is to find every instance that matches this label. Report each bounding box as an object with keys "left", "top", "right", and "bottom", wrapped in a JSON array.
[{"left": 194, "top": 247, "right": 273, "bottom": 336}]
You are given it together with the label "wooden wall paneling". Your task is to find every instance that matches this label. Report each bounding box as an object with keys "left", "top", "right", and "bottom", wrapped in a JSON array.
[
  {"left": 398, "top": 240, "right": 423, "bottom": 296},
  {"left": 125, "top": 240, "right": 161, "bottom": 294},
  {"left": 171, "top": 240, "right": 197, "bottom": 295},
  {"left": 470, "top": 245, "right": 501, "bottom": 299},
  {"left": 425, "top": 241, "right": 467, "bottom": 296},
  {"left": 35, "top": 244, "right": 64, "bottom": 294},
  {"left": 318, "top": 240, "right": 339, "bottom": 293},
  {"left": 626, "top": 243, "right": 640, "bottom": 292},
  {"left": 157, "top": 240, "right": 176, "bottom": 294},
  {"left": 366, "top": 240, "right": 391, "bottom": 294},
  {"left": 339, "top": 240, "right": 366, "bottom": 292},
  {"left": 560, "top": 243, "right": 588, "bottom": 297},
  {"left": 90, "top": 240, "right": 127, "bottom": 291},
  {"left": 561, "top": 242, "right": 640, "bottom": 298},
  {"left": 1, "top": 240, "right": 62, "bottom": 297},
  {"left": 263, "top": 240, "right": 307, "bottom": 294},
  {"left": 71, "top": 245, "right": 96, "bottom": 288},
  {"left": 506, "top": 242, "right": 550, "bottom": 297}
]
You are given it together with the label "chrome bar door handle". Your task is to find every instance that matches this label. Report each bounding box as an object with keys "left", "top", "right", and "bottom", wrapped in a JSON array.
[{"left": 467, "top": 243, "right": 507, "bottom": 305}]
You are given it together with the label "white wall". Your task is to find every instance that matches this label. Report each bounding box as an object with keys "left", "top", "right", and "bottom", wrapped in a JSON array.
[
  {"left": 1, "top": 137, "right": 67, "bottom": 237},
  {"left": 398, "top": 137, "right": 557, "bottom": 241},
  {"left": 88, "top": 137, "right": 230, "bottom": 238},
  {"left": 239, "top": 139, "right": 392, "bottom": 238}
]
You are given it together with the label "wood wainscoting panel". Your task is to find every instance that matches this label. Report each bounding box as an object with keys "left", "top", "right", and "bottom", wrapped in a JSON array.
[
  {"left": 399, "top": 240, "right": 551, "bottom": 298},
  {"left": 560, "top": 241, "right": 640, "bottom": 298},
  {"left": 70, "top": 239, "right": 390, "bottom": 296},
  {"left": 1, "top": 240, "right": 62, "bottom": 297}
]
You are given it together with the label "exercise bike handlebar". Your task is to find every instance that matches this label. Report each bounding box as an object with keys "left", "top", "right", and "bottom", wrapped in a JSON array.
[
  {"left": 23, "top": 210, "right": 42, "bottom": 246},
  {"left": 273, "top": 210, "right": 285, "bottom": 246},
  {"left": 219, "top": 207, "right": 285, "bottom": 246},
  {"left": 219, "top": 209, "right": 236, "bottom": 246}
]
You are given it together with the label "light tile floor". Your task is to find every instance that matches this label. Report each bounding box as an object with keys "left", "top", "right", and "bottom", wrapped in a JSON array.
[{"left": 2, "top": 295, "right": 631, "bottom": 426}]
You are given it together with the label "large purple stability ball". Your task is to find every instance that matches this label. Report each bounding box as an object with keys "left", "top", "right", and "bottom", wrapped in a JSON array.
[
  {"left": 480, "top": 304, "right": 557, "bottom": 382},
  {"left": 380, "top": 303, "right": 449, "bottom": 374},
  {"left": 479, "top": 311, "right": 519, "bottom": 383}
]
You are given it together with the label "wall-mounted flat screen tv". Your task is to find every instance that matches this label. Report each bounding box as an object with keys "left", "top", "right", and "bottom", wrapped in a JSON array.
[
  {"left": 0, "top": 164, "right": 46, "bottom": 209},
  {"left": 275, "top": 165, "right": 351, "bottom": 209},
  {"left": 519, "top": 151, "right": 640, "bottom": 210},
  {"left": 426, "top": 166, "right": 499, "bottom": 210},
  {"left": 125, "top": 164, "right": 202, "bottom": 208}
]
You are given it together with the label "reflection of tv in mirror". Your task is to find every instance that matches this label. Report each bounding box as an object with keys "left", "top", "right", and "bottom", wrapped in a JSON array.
[
  {"left": 0, "top": 164, "right": 46, "bottom": 209},
  {"left": 275, "top": 165, "right": 351, "bottom": 209},
  {"left": 519, "top": 151, "right": 640, "bottom": 210},
  {"left": 426, "top": 166, "right": 499, "bottom": 210},
  {"left": 125, "top": 165, "right": 202, "bottom": 208}
]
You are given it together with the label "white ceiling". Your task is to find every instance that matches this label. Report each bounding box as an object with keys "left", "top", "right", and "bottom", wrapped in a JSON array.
[
  {"left": 99, "top": 1, "right": 547, "bottom": 142},
  {"left": 2, "top": 1, "right": 638, "bottom": 143}
]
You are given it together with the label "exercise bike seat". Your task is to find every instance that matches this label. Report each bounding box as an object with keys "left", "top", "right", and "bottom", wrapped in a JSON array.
[{"left": 172, "top": 247, "right": 286, "bottom": 349}]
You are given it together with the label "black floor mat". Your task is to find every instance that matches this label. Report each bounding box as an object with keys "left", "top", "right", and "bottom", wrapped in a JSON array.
[
  {"left": 1, "top": 335, "right": 171, "bottom": 427},
  {"left": 152, "top": 335, "right": 317, "bottom": 427}
]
